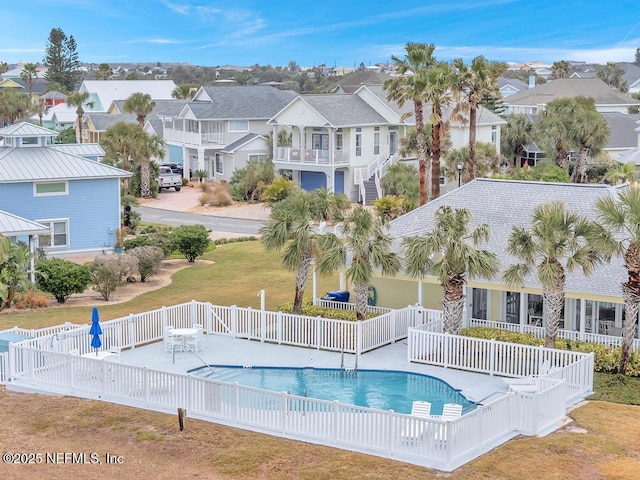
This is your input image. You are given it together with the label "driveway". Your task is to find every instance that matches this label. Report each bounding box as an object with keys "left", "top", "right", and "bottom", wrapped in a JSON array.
[{"left": 135, "top": 186, "right": 269, "bottom": 239}]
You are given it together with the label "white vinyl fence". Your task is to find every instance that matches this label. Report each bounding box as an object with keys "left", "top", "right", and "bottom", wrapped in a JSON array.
[
  {"left": 8, "top": 343, "right": 558, "bottom": 471},
  {"left": 469, "top": 318, "right": 640, "bottom": 351},
  {"left": 408, "top": 323, "right": 594, "bottom": 407}
]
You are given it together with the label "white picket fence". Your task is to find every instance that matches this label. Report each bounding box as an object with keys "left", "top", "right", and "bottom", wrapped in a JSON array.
[
  {"left": 1, "top": 301, "right": 595, "bottom": 471},
  {"left": 469, "top": 318, "right": 640, "bottom": 350},
  {"left": 8, "top": 343, "right": 563, "bottom": 471},
  {"left": 408, "top": 323, "right": 594, "bottom": 407}
]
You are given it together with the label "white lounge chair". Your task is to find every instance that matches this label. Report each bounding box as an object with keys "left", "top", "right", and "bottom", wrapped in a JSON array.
[
  {"left": 434, "top": 403, "right": 463, "bottom": 445},
  {"left": 400, "top": 401, "right": 432, "bottom": 442}
]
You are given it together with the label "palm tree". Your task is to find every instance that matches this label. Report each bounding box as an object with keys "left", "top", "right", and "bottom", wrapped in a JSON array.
[
  {"left": 94, "top": 63, "right": 113, "bottom": 80},
  {"left": 123, "top": 93, "right": 156, "bottom": 198},
  {"left": 452, "top": 56, "right": 507, "bottom": 180},
  {"left": 316, "top": 206, "right": 401, "bottom": 320},
  {"left": 402, "top": 206, "right": 498, "bottom": 334},
  {"left": 444, "top": 143, "right": 499, "bottom": 182},
  {"left": 260, "top": 190, "right": 346, "bottom": 314},
  {"left": 604, "top": 162, "right": 639, "bottom": 185},
  {"left": 570, "top": 97, "right": 610, "bottom": 183},
  {"left": 597, "top": 63, "right": 629, "bottom": 93},
  {"left": 550, "top": 60, "right": 570, "bottom": 79},
  {"left": 65, "top": 91, "right": 93, "bottom": 143},
  {"left": 19, "top": 63, "right": 38, "bottom": 103},
  {"left": 425, "top": 61, "right": 457, "bottom": 199},
  {"left": 0, "top": 238, "right": 31, "bottom": 309},
  {"left": 503, "top": 202, "right": 603, "bottom": 347},
  {"left": 384, "top": 43, "right": 437, "bottom": 206},
  {"left": 501, "top": 114, "right": 533, "bottom": 169},
  {"left": 533, "top": 97, "right": 576, "bottom": 171},
  {"left": 595, "top": 188, "right": 640, "bottom": 374}
]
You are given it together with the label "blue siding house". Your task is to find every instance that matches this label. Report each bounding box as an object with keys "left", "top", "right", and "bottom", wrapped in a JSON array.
[{"left": 0, "top": 122, "right": 131, "bottom": 256}]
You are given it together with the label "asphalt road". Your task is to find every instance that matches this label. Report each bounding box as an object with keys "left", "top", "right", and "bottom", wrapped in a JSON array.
[{"left": 135, "top": 206, "right": 266, "bottom": 235}]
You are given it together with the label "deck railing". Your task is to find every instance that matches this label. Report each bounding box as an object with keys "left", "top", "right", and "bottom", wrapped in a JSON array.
[
  {"left": 469, "top": 318, "right": 640, "bottom": 351},
  {"left": 8, "top": 344, "right": 565, "bottom": 472},
  {"left": 408, "top": 326, "right": 594, "bottom": 406}
]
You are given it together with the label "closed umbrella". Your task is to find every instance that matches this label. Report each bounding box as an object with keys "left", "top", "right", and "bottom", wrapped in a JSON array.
[{"left": 89, "top": 306, "right": 102, "bottom": 356}]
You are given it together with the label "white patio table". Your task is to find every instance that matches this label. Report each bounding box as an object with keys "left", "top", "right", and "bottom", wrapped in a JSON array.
[
  {"left": 171, "top": 328, "right": 198, "bottom": 351},
  {"left": 81, "top": 351, "right": 118, "bottom": 361}
]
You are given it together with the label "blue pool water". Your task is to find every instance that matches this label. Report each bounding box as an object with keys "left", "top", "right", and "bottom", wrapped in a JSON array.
[{"left": 189, "top": 366, "right": 475, "bottom": 415}]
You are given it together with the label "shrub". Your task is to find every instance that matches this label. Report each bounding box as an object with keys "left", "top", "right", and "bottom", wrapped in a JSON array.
[
  {"left": 213, "top": 236, "right": 258, "bottom": 245},
  {"left": 171, "top": 225, "right": 210, "bottom": 262},
  {"left": 277, "top": 299, "right": 377, "bottom": 321},
  {"left": 261, "top": 177, "right": 296, "bottom": 204},
  {"left": 124, "top": 234, "right": 174, "bottom": 258},
  {"left": 89, "top": 254, "right": 137, "bottom": 301},
  {"left": 373, "top": 196, "right": 405, "bottom": 222},
  {"left": 230, "top": 159, "right": 274, "bottom": 201},
  {"left": 35, "top": 258, "right": 92, "bottom": 304},
  {"left": 129, "top": 246, "right": 164, "bottom": 282},
  {"left": 13, "top": 290, "right": 49, "bottom": 309}
]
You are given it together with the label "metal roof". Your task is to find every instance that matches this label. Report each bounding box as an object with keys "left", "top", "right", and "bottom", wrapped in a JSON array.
[
  {"left": 388, "top": 179, "right": 628, "bottom": 299},
  {"left": 0, "top": 122, "right": 58, "bottom": 137},
  {"left": 0, "top": 210, "right": 48, "bottom": 236},
  {"left": 78, "top": 80, "right": 178, "bottom": 112},
  {"left": 0, "top": 147, "right": 131, "bottom": 182},
  {"left": 50, "top": 143, "right": 106, "bottom": 157}
]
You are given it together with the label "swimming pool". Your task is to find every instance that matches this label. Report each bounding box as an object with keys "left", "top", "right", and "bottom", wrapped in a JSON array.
[{"left": 189, "top": 366, "right": 475, "bottom": 415}]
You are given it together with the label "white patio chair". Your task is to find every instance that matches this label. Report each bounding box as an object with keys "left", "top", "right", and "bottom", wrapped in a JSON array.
[
  {"left": 187, "top": 325, "right": 203, "bottom": 352},
  {"left": 400, "top": 401, "right": 432, "bottom": 442},
  {"left": 164, "top": 326, "right": 179, "bottom": 352}
]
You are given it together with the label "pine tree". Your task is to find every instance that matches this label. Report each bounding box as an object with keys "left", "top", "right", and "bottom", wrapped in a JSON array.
[{"left": 43, "top": 28, "right": 82, "bottom": 92}]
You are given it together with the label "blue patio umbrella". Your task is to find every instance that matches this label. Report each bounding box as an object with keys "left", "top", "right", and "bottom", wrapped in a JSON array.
[{"left": 89, "top": 306, "right": 102, "bottom": 355}]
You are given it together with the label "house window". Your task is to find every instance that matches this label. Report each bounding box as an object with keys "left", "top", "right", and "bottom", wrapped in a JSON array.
[
  {"left": 355, "top": 128, "right": 362, "bottom": 157},
  {"left": 335, "top": 129, "right": 343, "bottom": 150},
  {"left": 22, "top": 137, "right": 38, "bottom": 146},
  {"left": 186, "top": 120, "right": 198, "bottom": 133},
  {"left": 215, "top": 154, "right": 223, "bottom": 175},
  {"left": 374, "top": 127, "right": 380, "bottom": 155},
  {"left": 439, "top": 176, "right": 445, "bottom": 186},
  {"left": 248, "top": 154, "right": 268, "bottom": 162},
  {"left": 228, "top": 120, "right": 249, "bottom": 132},
  {"left": 37, "top": 219, "right": 69, "bottom": 248},
  {"left": 34, "top": 181, "right": 68, "bottom": 196},
  {"left": 491, "top": 125, "right": 497, "bottom": 145}
]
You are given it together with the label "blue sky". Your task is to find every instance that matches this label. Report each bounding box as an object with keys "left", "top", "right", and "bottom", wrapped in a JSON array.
[{"left": 2, "top": 0, "right": 639, "bottom": 68}]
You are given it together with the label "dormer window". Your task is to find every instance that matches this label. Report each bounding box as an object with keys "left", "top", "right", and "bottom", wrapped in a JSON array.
[{"left": 22, "top": 137, "right": 38, "bottom": 146}]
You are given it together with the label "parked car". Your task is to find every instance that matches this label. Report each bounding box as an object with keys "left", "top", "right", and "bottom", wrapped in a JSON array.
[
  {"left": 161, "top": 162, "right": 192, "bottom": 179},
  {"left": 158, "top": 166, "right": 182, "bottom": 192}
]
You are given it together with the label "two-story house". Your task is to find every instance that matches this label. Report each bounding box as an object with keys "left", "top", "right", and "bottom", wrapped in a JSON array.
[
  {"left": 161, "top": 85, "right": 297, "bottom": 179},
  {"left": 268, "top": 84, "right": 506, "bottom": 202},
  {"left": 0, "top": 122, "right": 130, "bottom": 257}
]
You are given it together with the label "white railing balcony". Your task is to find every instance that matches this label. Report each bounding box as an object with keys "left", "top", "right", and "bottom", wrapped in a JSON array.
[
  {"left": 275, "top": 147, "right": 349, "bottom": 166},
  {"left": 163, "top": 127, "right": 224, "bottom": 146}
]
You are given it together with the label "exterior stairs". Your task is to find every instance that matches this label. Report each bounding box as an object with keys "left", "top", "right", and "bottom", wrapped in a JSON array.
[{"left": 362, "top": 176, "right": 379, "bottom": 206}]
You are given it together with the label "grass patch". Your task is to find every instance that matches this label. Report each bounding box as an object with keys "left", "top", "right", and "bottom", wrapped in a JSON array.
[{"left": 589, "top": 373, "right": 640, "bottom": 404}]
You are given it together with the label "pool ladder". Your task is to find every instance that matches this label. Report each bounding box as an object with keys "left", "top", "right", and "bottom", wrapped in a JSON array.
[{"left": 340, "top": 349, "right": 357, "bottom": 375}]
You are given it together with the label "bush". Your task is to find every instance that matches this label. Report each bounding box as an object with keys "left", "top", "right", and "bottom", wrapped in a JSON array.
[
  {"left": 129, "top": 246, "right": 164, "bottom": 282},
  {"left": 89, "top": 254, "right": 137, "bottom": 301},
  {"left": 261, "top": 177, "right": 296, "bottom": 204},
  {"left": 171, "top": 225, "right": 210, "bottom": 262},
  {"left": 35, "top": 258, "right": 91, "bottom": 304},
  {"left": 373, "top": 196, "right": 406, "bottom": 222},
  {"left": 13, "top": 290, "right": 49, "bottom": 309},
  {"left": 213, "top": 236, "right": 258, "bottom": 245},
  {"left": 123, "top": 234, "right": 174, "bottom": 258},
  {"left": 230, "top": 159, "right": 275, "bottom": 201},
  {"left": 277, "top": 299, "right": 378, "bottom": 321},
  {"left": 198, "top": 182, "right": 233, "bottom": 207}
]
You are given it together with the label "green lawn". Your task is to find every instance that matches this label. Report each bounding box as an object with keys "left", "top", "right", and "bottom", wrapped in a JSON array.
[{"left": 0, "top": 241, "right": 338, "bottom": 331}]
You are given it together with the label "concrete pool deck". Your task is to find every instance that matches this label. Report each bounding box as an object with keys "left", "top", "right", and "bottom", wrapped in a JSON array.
[{"left": 121, "top": 333, "right": 510, "bottom": 405}]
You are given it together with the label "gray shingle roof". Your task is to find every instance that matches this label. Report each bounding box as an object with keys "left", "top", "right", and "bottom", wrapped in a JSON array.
[
  {"left": 498, "top": 77, "right": 528, "bottom": 91},
  {"left": 602, "top": 113, "right": 640, "bottom": 149},
  {"left": 0, "top": 210, "right": 48, "bottom": 236},
  {"left": 112, "top": 98, "right": 188, "bottom": 116},
  {"left": 0, "top": 147, "right": 131, "bottom": 182},
  {"left": 299, "top": 95, "right": 388, "bottom": 126},
  {"left": 86, "top": 113, "right": 137, "bottom": 131},
  {"left": 504, "top": 78, "right": 640, "bottom": 107},
  {"left": 222, "top": 133, "right": 263, "bottom": 153},
  {"left": 189, "top": 86, "right": 297, "bottom": 119},
  {"left": 388, "top": 179, "right": 628, "bottom": 299}
]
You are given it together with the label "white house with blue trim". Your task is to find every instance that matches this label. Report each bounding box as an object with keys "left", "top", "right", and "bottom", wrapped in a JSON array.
[{"left": 0, "top": 122, "right": 131, "bottom": 256}]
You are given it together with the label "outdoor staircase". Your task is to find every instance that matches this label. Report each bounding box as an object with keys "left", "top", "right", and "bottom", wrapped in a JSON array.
[{"left": 362, "top": 176, "right": 379, "bottom": 206}]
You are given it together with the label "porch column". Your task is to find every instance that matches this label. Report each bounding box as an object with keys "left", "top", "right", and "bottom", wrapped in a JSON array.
[
  {"left": 272, "top": 125, "right": 278, "bottom": 160},
  {"left": 462, "top": 285, "right": 469, "bottom": 328},
  {"left": 579, "top": 298, "right": 586, "bottom": 341},
  {"left": 197, "top": 148, "right": 205, "bottom": 173},
  {"left": 417, "top": 280, "right": 423, "bottom": 306},
  {"left": 339, "top": 271, "right": 346, "bottom": 292},
  {"left": 312, "top": 261, "right": 318, "bottom": 305},
  {"left": 28, "top": 234, "right": 36, "bottom": 283},
  {"left": 519, "top": 292, "right": 527, "bottom": 326}
]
